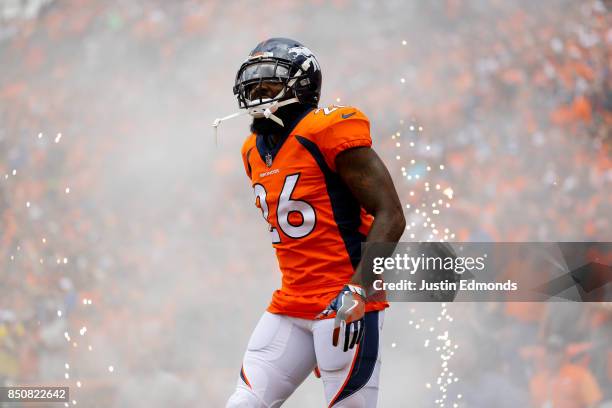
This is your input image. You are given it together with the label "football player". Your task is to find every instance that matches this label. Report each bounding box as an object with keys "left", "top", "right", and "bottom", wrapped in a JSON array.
[{"left": 221, "top": 38, "right": 405, "bottom": 407}]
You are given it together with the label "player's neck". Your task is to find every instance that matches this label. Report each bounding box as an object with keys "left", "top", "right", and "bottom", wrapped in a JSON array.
[{"left": 266, "top": 133, "right": 282, "bottom": 149}]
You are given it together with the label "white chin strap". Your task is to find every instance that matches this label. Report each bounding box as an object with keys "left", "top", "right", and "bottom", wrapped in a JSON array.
[
  {"left": 212, "top": 70, "right": 303, "bottom": 144},
  {"left": 247, "top": 97, "right": 299, "bottom": 126},
  {"left": 211, "top": 97, "right": 299, "bottom": 145}
]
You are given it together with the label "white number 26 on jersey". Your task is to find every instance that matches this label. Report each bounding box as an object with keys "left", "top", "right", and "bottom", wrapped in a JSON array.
[{"left": 253, "top": 173, "right": 316, "bottom": 243}]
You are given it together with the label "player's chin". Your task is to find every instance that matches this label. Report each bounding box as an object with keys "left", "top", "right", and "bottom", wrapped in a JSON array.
[{"left": 250, "top": 116, "right": 284, "bottom": 135}]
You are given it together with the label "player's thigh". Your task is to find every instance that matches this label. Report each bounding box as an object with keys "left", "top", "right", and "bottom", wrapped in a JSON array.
[
  {"left": 313, "top": 311, "right": 384, "bottom": 408},
  {"left": 228, "top": 312, "right": 316, "bottom": 408}
]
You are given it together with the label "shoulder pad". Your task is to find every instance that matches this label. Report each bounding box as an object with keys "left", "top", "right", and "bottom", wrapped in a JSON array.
[
  {"left": 241, "top": 133, "right": 257, "bottom": 178},
  {"left": 241, "top": 133, "right": 257, "bottom": 157},
  {"left": 304, "top": 105, "right": 369, "bottom": 135}
]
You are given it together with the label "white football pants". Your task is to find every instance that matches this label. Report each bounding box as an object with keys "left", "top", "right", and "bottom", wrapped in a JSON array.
[{"left": 226, "top": 311, "right": 384, "bottom": 408}]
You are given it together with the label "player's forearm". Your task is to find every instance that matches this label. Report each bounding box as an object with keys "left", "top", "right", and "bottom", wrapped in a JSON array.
[
  {"left": 334, "top": 147, "right": 405, "bottom": 297},
  {"left": 365, "top": 207, "right": 406, "bottom": 243},
  {"left": 350, "top": 208, "right": 405, "bottom": 296}
]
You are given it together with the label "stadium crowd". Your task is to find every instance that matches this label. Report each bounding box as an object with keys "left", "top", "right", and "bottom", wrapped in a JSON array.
[{"left": 0, "top": 0, "right": 610, "bottom": 406}]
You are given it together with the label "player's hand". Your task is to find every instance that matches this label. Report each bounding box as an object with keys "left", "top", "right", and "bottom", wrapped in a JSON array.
[{"left": 317, "top": 284, "right": 366, "bottom": 352}]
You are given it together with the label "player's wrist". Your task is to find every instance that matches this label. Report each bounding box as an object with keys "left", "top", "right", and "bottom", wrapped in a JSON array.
[{"left": 343, "top": 284, "right": 366, "bottom": 300}]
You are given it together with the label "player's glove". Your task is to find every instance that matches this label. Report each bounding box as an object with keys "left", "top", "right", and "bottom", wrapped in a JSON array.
[{"left": 317, "top": 284, "right": 366, "bottom": 352}]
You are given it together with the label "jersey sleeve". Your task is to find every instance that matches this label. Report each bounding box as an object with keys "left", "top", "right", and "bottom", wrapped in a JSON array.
[{"left": 315, "top": 107, "right": 372, "bottom": 172}]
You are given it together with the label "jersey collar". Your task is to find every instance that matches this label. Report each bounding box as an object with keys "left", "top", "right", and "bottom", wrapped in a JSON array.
[{"left": 255, "top": 106, "right": 314, "bottom": 167}]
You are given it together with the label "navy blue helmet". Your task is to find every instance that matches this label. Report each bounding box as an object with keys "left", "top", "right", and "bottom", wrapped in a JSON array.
[{"left": 233, "top": 38, "right": 322, "bottom": 109}]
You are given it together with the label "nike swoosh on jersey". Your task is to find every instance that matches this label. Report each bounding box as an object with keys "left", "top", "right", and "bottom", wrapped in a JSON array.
[{"left": 342, "top": 112, "right": 356, "bottom": 119}]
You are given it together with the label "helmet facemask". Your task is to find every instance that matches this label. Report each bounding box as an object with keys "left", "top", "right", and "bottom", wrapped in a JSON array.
[
  {"left": 236, "top": 58, "right": 293, "bottom": 108},
  {"left": 233, "top": 56, "right": 304, "bottom": 126}
]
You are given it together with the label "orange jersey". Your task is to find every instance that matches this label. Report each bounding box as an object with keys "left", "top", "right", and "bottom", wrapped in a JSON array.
[{"left": 241, "top": 105, "right": 388, "bottom": 319}]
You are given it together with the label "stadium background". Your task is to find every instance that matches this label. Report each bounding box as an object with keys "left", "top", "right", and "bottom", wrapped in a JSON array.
[{"left": 0, "top": 0, "right": 610, "bottom": 406}]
